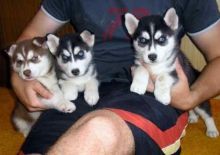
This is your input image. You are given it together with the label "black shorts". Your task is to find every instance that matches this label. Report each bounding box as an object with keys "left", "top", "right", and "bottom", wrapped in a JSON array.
[{"left": 20, "top": 81, "right": 187, "bottom": 155}]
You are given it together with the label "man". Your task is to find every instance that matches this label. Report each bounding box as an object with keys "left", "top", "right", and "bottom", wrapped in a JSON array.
[{"left": 13, "top": 0, "right": 220, "bottom": 154}]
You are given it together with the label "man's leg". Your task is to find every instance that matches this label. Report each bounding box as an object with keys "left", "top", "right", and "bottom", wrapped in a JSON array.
[{"left": 47, "top": 109, "right": 135, "bottom": 155}]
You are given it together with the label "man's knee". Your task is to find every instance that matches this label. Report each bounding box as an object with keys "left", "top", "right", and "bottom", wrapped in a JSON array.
[
  {"left": 84, "top": 115, "right": 120, "bottom": 147},
  {"left": 48, "top": 110, "right": 134, "bottom": 154},
  {"left": 73, "top": 110, "right": 134, "bottom": 154}
]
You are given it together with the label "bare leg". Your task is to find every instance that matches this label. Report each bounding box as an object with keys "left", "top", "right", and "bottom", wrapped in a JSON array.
[{"left": 47, "top": 110, "right": 135, "bottom": 155}]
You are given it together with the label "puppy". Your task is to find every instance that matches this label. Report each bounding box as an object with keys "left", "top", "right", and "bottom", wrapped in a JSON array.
[
  {"left": 46, "top": 30, "right": 99, "bottom": 108},
  {"left": 6, "top": 37, "right": 75, "bottom": 137},
  {"left": 124, "top": 8, "right": 219, "bottom": 137}
]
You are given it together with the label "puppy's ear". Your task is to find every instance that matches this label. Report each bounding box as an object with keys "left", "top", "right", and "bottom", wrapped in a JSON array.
[
  {"left": 80, "top": 30, "right": 95, "bottom": 47},
  {"left": 46, "top": 34, "right": 60, "bottom": 55},
  {"left": 124, "top": 13, "right": 139, "bottom": 36},
  {"left": 6, "top": 44, "right": 17, "bottom": 57},
  {"left": 164, "top": 8, "right": 179, "bottom": 30},
  {"left": 32, "top": 37, "right": 48, "bottom": 49}
]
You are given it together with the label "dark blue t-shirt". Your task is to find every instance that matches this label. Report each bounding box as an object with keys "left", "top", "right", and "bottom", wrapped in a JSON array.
[{"left": 41, "top": 0, "right": 220, "bottom": 81}]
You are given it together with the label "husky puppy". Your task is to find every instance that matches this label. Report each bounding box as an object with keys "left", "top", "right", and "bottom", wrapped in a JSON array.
[
  {"left": 46, "top": 30, "right": 99, "bottom": 108},
  {"left": 124, "top": 8, "right": 219, "bottom": 137},
  {"left": 6, "top": 37, "right": 75, "bottom": 137}
]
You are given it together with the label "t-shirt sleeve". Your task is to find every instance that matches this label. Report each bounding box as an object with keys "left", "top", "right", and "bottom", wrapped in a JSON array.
[
  {"left": 41, "top": 0, "right": 71, "bottom": 23},
  {"left": 179, "top": 0, "right": 220, "bottom": 35}
]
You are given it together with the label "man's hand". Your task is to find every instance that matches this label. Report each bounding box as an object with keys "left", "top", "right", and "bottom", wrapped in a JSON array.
[
  {"left": 170, "top": 59, "right": 197, "bottom": 110},
  {"left": 11, "top": 71, "right": 52, "bottom": 111}
]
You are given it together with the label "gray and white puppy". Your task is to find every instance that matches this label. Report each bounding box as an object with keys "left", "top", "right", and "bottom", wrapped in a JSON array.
[
  {"left": 124, "top": 8, "right": 219, "bottom": 137},
  {"left": 6, "top": 37, "right": 75, "bottom": 137},
  {"left": 46, "top": 30, "right": 99, "bottom": 109}
]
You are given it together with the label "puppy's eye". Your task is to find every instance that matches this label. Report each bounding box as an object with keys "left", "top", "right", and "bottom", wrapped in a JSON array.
[
  {"left": 157, "top": 35, "right": 167, "bottom": 45},
  {"left": 138, "top": 37, "right": 149, "bottom": 46},
  {"left": 76, "top": 50, "right": 84, "bottom": 59},
  {"left": 16, "top": 60, "right": 23, "bottom": 65},
  {"left": 62, "top": 54, "right": 70, "bottom": 63},
  {"left": 31, "top": 56, "right": 39, "bottom": 63}
]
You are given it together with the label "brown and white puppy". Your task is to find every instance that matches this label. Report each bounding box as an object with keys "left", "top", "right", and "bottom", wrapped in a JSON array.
[{"left": 6, "top": 37, "right": 75, "bottom": 137}]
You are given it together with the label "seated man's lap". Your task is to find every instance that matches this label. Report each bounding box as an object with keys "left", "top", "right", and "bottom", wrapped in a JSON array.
[{"left": 21, "top": 81, "right": 187, "bottom": 154}]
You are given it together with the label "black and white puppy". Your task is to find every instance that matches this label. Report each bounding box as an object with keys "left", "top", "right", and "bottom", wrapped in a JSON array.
[
  {"left": 46, "top": 30, "right": 99, "bottom": 108},
  {"left": 124, "top": 8, "right": 219, "bottom": 137},
  {"left": 6, "top": 37, "right": 75, "bottom": 137}
]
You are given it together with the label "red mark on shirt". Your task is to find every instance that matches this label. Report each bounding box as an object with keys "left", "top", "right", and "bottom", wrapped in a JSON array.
[{"left": 103, "top": 7, "right": 149, "bottom": 41}]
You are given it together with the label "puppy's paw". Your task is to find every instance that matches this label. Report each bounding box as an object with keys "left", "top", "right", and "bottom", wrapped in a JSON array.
[
  {"left": 154, "top": 88, "right": 170, "bottom": 105},
  {"left": 206, "top": 129, "right": 219, "bottom": 138},
  {"left": 204, "top": 117, "right": 219, "bottom": 138},
  {"left": 64, "top": 91, "right": 78, "bottom": 101},
  {"left": 61, "top": 83, "right": 78, "bottom": 101},
  {"left": 154, "top": 74, "right": 174, "bottom": 105},
  {"left": 130, "top": 81, "right": 146, "bottom": 95},
  {"left": 84, "top": 90, "right": 99, "bottom": 106},
  {"left": 14, "top": 120, "right": 31, "bottom": 137},
  {"left": 58, "top": 101, "right": 76, "bottom": 113},
  {"left": 188, "top": 114, "right": 199, "bottom": 123},
  {"left": 21, "top": 129, "right": 30, "bottom": 138}
]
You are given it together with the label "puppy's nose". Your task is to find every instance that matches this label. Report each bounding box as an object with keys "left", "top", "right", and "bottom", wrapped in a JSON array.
[
  {"left": 71, "top": 69, "right": 80, "bottom": 76},
  {"left": 23, "top": 69, "right": 31, "bottom": 77},
  {"left": 148, "top": 54, "right": 157, "bottom": 62}
]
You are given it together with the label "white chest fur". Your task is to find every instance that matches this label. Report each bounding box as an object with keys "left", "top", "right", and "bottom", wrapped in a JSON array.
[
  {"left": 147, "top": 60, "right": 175, "bottom": 77},
  {"left": 59, "top": 65, "right": 99, "bottom": 106}
]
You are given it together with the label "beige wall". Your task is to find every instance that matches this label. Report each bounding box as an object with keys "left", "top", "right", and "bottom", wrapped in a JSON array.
[
  {"left": 217, "top": 0, "right": 220, "bottom": 9},
  {"left": 181, "top": 37, "right": 206, "bottom": 71}
]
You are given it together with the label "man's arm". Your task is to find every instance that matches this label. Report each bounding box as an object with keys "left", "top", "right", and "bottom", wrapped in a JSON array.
[
  {"left": 171, "top": 21, "right": 220, "bottom": 110},
  {"left": 12, "top": 9, "right": 65, "bottom": 111},
  {"left": 18, "top": 9, "right": 63, "bottom": 41}
]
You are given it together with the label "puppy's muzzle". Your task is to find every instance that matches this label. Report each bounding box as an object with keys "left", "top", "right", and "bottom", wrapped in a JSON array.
[
  {"left": 71, "top": 69, "right": 80, "bottom": 76},
  {"left": 23, "top": 69, "right": 31, "bottom": 77},
  {"left": 148, "top": 54, "right": 157, "bottom": 62}
]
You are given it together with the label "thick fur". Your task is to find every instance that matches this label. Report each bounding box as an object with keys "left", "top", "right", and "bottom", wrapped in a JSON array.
[
  {"left": 6, "top": 37, "right": 75, "bottom": 137},
  {"left": 124, "top": 8, "right": 219, "bottom": 137},
  {"left": 46, "top": 30, "right": 99, "bottom": 108}
]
